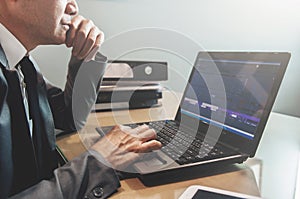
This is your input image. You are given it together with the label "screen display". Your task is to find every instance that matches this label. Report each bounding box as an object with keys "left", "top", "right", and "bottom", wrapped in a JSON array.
[
  {"left": 181, "top": 57, "right": 281, "bottom": 140},
  {"left": 192, "top": 189, "right": 245, "bottom": 199}
]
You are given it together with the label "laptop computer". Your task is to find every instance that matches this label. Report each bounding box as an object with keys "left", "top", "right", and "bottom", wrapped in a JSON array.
[
  {"left": 97, "top": 51, "right": 290, "bottom": 183},
  {"left": 131, "top": 51, "right": 290, "bottom": 172}
]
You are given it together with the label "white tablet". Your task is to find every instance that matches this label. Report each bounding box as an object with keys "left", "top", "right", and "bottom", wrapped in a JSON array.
[{"left": 179, "top": 185, "right": 262, "bottom": 199}]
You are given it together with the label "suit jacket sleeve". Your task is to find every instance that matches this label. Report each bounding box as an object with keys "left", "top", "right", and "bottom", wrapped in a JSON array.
[
  {"left": 10, "top": 151, "right": 120, "bottom": 199},
  {"left": 46, "top": 53, "right": 107, "bottom": 131}
]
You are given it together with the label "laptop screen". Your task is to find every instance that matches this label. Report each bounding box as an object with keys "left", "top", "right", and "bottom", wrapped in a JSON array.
[{"left": 180, "top": 52, "right": 284, "bottom": 140}]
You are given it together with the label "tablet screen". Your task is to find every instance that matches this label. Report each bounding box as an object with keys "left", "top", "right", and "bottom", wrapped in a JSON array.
[{"left": 192, "top": 189, "right": 244, "bottom": 199}]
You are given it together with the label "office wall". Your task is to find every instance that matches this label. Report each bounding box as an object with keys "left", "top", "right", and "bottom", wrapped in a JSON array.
[{"left": 32, "top": 0, "right": 300, "bottom": 117}]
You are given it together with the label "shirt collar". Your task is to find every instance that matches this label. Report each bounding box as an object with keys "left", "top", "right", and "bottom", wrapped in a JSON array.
[{"left": 0, "top": 23, "right": 27, "bottom": 69}]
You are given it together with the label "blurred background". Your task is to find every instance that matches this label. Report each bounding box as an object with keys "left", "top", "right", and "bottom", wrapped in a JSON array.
[{"left": 33, "top": 0, "right": 300, "bottom": 117}]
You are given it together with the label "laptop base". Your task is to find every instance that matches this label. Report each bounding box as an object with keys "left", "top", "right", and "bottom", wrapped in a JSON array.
[{"left": 137, "top": 157, "right": 246, "bottom": 187}]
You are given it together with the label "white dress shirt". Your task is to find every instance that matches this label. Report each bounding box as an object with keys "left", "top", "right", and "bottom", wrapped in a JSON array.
[{"left": 0, "top": 23, "right": 33, "bottom": 137}]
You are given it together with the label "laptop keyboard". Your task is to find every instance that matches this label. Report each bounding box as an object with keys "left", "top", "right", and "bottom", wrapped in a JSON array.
[{"left": 130, "top": 121, "right": 235, "bottom": 165}]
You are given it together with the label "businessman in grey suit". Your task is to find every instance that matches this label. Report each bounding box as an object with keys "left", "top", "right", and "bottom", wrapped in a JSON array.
[{"left": 0, "top": 0, "right": 161, "bottom": 198}]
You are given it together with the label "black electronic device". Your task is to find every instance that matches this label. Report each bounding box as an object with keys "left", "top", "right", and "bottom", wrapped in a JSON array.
[
  {"left": 95, "top": 60, "right": 168, "bottom": 111},
  {"left": 102, "top": 60, "right": 168, "bottom": 83},
  {"left": 95, "top": 84, "right": 163, "bottom": 111}
]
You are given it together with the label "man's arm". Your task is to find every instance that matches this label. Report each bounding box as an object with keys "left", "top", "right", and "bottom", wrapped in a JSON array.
[
  {"left": 10, "top": 151, "right": 120, "bottom": 199},
  {"left": 46, "top": 54, "right": 106, "bottom": 131},
  {"left": 46, "top": 15, "right": 105, "bottom": 131}
]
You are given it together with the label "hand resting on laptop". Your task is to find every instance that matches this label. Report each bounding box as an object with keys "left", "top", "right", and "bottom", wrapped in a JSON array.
[{"left": 91, "top": 125, "right": 162, "bottom": 170}]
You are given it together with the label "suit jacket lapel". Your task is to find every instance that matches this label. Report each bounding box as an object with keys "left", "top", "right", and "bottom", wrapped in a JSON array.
[
  {"left": 36, "top": 76, "right": 56, "bottom": 150},
  {"left": 0, "top": 47, "right": 13, "bottom": 199},
  {"left": 0, "top": 45, "right": 8, "bottom": 114},
  {"left": 0, "top": 45, "right": 8, "bottom": 68},
  {"left": 33, "top": 69, "right": 57, "bottom": 180}
]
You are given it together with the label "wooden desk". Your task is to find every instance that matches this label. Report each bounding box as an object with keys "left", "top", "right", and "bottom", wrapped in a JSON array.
[{"left": 57, "top": 91, "right": 261, "bottom": 198}]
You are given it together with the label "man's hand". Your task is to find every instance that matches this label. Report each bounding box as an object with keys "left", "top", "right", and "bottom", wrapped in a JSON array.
[
  {"left": 91, "top": 125, "right": 162, "bottom": 170},
  {"left": 65, "top": 15, "right": 104, "bottom": 61}
]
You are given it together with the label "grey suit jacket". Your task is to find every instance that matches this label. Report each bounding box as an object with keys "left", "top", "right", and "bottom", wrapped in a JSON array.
[
  {"left": 10, "top": 151, "right": 120, "bottom": 199},
  {"left": 0, "top": 46, "right": 120, "bottom": 199}
]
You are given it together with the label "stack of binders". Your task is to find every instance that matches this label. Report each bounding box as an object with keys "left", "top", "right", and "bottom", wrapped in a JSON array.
[{"left": 95, "top": 60, "right": 168, "bottom": 111}]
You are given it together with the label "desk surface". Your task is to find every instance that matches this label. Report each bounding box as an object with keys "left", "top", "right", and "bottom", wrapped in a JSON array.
[{"left": 57, "top": 91, "right": 261, "bottom": 198}]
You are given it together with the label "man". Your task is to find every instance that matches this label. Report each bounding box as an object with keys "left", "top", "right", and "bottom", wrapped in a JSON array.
[{"left": 0, "top": 0, "right": 161, "bottom": 198}]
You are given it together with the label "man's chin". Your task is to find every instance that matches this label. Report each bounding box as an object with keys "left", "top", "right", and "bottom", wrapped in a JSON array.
[
  {"left": 49, "top": 38, "right": 66, "bottom": 45},
  {"left": 50, "top": 29, "right": 69, "bottom": 45},
  {"left": 50, "top": 34, "right": 67, "bottom": 46}
]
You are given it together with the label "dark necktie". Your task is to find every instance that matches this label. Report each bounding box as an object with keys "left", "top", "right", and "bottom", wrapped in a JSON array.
[
  {"left": 19, "top": 56, "right": 58, "bottom": 178},
  {"left": 19, "top": 56, "right": 38, "bottom": 121}
]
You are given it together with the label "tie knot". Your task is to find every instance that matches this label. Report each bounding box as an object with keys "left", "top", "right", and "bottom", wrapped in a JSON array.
[
  {"left": 19, "top": 56, "right": 32, "bottom": 69},
  {"left": 19, "top": 56, "right": 37, "bottom": 85}
]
